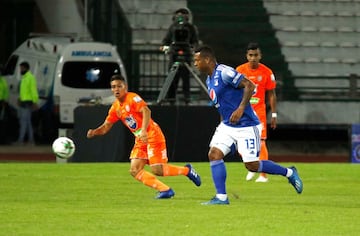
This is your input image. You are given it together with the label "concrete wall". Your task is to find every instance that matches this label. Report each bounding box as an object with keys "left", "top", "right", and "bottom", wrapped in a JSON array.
[{"left": 35, "top": 0, "right": 90, "bottom": 38}]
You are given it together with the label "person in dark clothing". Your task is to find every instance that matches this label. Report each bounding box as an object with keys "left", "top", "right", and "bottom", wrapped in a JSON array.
[
  {"left": 14, "top": 62, "right": 39, "bottom": 146},
  {"left": 160, "top": 8, "right": 199, "bottom": 104}
]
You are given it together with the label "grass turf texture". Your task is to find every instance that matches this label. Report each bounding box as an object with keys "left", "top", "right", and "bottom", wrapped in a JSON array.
[{"left": 0, "top": 163, "right": 359, "bottom": 236}]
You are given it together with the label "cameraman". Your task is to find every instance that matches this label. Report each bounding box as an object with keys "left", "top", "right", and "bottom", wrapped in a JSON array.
[{"left": 160, "top": 8, "right": 199, "bottom": 105}]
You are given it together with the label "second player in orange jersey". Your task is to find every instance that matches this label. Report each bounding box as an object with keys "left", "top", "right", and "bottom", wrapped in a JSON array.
[{"left": 236, "top": 42, "right": 277, "bottom": 183}]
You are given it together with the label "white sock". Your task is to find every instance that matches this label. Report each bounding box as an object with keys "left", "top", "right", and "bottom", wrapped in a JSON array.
[
  {"left": 286, "top": 168, "right": 293, "bottom": 177},
  {"left": 216, "top": 194, "right": 228, "bottom": 201}
]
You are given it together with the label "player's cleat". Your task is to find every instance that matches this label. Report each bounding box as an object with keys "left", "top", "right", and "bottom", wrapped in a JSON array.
[
  {"left": 246, "top": 171, "right": 256, "bottom": 181},
  {"left": 255, "top": 176, "right": 269, "bottom": 183},
  {"left": 201, "top": 196, "right": 229, "bottom": 205},
  {"left": 288, "top": 166, "right": 303, "bottom": 194},
  {"left": 156, "top": 188, "right": 175, "bottom": 199},
  {"left": 185, "top": 164, "right": 201, "bottom": 186}
]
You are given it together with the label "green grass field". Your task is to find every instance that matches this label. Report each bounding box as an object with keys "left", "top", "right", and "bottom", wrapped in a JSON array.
[{"left": 0, "top": 162, "right": 359, "bottom": 236}]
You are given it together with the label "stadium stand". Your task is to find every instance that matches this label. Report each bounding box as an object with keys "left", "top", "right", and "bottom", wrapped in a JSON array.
[
  {"left": 118, "top": 0, "right": 358, "bottom": 101},
  {"left": 119, "top": 0, "right": 188, "bottom": 49},
  {"left": 263, "top": 0, "right": 360, "bottom": 77},
  {"left": 118, "top": 0, "right": 204, "bottom": 102},
  {"left": 188, "top": 0, "right": 295, "bottom": 100}
]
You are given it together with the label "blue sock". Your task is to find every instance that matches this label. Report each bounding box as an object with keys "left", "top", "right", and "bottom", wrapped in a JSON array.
[
  {"left": 258, "top": 160, "right": 287, "bottom": 176},
  {"left": 210, "top": 159, "right": 227, "bottom": 194}
]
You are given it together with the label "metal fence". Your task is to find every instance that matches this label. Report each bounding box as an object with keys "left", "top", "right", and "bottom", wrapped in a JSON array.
[
  {"left": 130, "top": 50, "right": 360, "bottom": 103},
  {"left": 131, "top": 50, "right": 208, "bottom": 104}
]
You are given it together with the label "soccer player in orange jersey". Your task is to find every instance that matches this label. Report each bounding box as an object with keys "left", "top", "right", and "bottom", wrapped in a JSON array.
[
  {"left": 236, "top": 42, "right": 277, "bottom": 183},
  {"left": 87, "top": 74, "right": 201, "bottom": 198}
]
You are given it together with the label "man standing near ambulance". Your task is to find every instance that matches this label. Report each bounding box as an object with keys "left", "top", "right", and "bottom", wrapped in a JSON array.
[{"left": 14, "top": 62, "right": 39, "bottom": 146}]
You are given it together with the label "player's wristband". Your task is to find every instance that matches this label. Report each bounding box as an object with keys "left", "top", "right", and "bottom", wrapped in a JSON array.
[{"left": 271, "top": 113, "right": 277, "bottom": 118}]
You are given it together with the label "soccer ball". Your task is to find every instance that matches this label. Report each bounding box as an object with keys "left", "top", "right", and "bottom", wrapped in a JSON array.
[{"left": 52, "top": 137, "right": 76, "bottom": 159}]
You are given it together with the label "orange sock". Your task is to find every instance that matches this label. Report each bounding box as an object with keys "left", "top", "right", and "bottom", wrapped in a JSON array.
[
  {"left": 260, "top": 140, "right": 269, "bottom": 178},
  {"left": 135, "top": 169, "right": 169, "bottom": 192},
  {"left": 162, "top": 164, "right": 189, "bottom": 176}
]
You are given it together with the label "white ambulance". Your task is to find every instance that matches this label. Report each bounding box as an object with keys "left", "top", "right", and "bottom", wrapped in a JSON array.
[{"left": 3, "top": 35, "right": 126, "bottom": 133}]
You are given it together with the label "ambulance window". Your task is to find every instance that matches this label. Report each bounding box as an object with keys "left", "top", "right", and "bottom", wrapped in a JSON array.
[
  {"left": 3, "top": 55, "right": 19, "bottom": 75},
  {"left": 62, "top": 62, "right": 121, "bottom": 88}
]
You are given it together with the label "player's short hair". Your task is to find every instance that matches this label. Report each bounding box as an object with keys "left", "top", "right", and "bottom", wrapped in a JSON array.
[
  {"left": 111, "top": 74, "right": 126, "bottom": 83},
  {"left": 247, "top": 42, "right": 260, "bottom": 51},
  {"left": 194, "top": 45, "right": 216, "bottom": 59}
]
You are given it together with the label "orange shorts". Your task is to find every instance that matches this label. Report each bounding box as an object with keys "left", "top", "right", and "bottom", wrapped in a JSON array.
[{"left": 129, "top": 140, "right": 168, "bottom": 165}]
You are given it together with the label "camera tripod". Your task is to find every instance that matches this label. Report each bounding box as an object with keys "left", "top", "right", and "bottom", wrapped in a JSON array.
[{"left": 156, "top": 61, "right": 208, "bottom": 105}]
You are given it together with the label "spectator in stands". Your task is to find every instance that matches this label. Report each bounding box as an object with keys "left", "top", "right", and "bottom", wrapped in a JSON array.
[
  {"left": 236, "top": 42, "right": 277, "bottom": 183},
  {"left": 159, "top": 8, "right": 199, "bottom": 105},
  {"left": 87, "top": 74, "right": 201, "bottom": 199},
  {"left": 193, "top": 45, "right": 302, "bottom": 205},
  {"left": 14, "top": 62, "right": 39, "bottom": 146}
]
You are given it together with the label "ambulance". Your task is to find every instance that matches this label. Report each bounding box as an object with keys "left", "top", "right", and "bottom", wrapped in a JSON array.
[{"left": 3, "top": 34, "right": 126, "bottom": 136}]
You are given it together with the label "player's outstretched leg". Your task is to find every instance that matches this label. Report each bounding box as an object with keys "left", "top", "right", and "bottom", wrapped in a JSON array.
[
  {"left": 287, "top": 166, "right": 303, "bottom": 194},
  {"left": 202, "top": 159, "right": 229, "bottom": 205},
  {"left": 134, "top": 169, "right": 175, "bottom": 199},
  {"left": 161, "top": 163, "right": 201, "bottom": 186},
  {"left": 255, "top": 140, "right": 269, "bottom": 182},
  {"left": 246, "top": 171, "right": 256, "bottom": 181},
  {"left": 202, "top": 196, "right": 229, "bottom": 205},
  {"left": 156, "top": 188, "right": 175, "bottom": 199},
  {"left": 257, "top": 160, "right": 303, "bottom": 194},
  {"left": 185, "top": 163, "right": 201, "bottom": 186}
]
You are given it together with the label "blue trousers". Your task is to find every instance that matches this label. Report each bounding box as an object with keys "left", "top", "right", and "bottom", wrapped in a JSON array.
[{"left": 17, "top": 106, "right": 34, "bottom": 143}]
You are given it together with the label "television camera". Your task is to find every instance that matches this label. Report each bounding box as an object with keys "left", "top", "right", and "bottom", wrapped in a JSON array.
[
  {"left": 157, "top": 14, "right": 207, "bottom": 105},
  {"left": 163, "top": 14, "right": 193, "bottom": 63}
]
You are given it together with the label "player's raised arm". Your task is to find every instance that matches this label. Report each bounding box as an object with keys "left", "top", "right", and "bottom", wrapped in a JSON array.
[{"left": 87, "top": 121, "right": 114, "bottom": 138}]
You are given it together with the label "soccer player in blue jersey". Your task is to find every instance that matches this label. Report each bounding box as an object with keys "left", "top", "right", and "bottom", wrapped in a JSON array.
[{"left": 194, "top": 45, "right": 303, "bottom": 205}]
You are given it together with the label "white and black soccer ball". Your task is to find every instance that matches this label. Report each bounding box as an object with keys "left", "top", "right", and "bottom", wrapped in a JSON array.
[{"left": 52, "top": 137, "right": 76, "bottom": 159}]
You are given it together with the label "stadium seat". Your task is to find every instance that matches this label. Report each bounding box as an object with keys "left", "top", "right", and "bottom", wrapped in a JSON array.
[
  {"left": 264, "top": 0, "right": 360, "bottom": 76},
  {"left": 119, "top": 0, "right": 188, "bottom": 48}
]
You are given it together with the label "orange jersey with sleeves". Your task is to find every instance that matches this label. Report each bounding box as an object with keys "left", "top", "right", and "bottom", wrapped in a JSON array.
[
  {"left": 105, "top": 92, "right": 165, "bottom": 143},
  {"left": 236, "top": 63, "right": 276, "bottom": 138}
]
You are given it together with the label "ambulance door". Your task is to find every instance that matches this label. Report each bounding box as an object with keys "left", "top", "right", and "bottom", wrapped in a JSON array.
[
  {"left": 35, "top": 59, "right": 57, "bottom": 109},
  {"left": 3, "top": 54, "right": 21, "bottom": 108}
]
